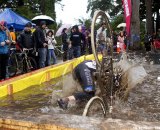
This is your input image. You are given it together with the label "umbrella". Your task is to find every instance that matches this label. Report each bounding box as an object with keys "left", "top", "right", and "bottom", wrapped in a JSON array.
[
  {"left": 32, "top": 15, "right": 54, "bottom": 25},
  {"left": 55, "top": 24, "right": 72, "bottom": 37},
  {"left": 117, "top": 23, "right": 126, "bottom": 28}
]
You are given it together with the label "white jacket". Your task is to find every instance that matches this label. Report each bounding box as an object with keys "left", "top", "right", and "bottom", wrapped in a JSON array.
[{"left": 46, "top": 36, "right": 57, "bottom": 49}]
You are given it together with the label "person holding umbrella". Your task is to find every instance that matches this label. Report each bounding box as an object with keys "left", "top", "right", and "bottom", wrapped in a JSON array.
[{"left": 33, "top": 21, "right": 48, "bottom": 68}]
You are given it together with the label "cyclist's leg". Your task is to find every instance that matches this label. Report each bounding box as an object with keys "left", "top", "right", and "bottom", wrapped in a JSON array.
[{"left": 74, "top": 91, "right": 95, "bottom": 101}]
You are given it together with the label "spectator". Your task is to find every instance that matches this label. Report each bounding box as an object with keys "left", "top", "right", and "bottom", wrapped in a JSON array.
[
  {"left": 144, "top": 33, "right": 151, "bottom": 52},
  {"left": 9, "top": 26, "right": 16, "bottom": 43},
  {"left": 79, "top": 25, "right": 86, "bottom": 55},
  {"left": 117, "top": 31, "right": 126, "bottom": 52},
  {"left": 46, "top": 30, "right": 57, "bottom": 65},
  {"left": 18, "top": 22, "right": 34, "bottom": 54},
  {"left": 9, "top": 26, "right": 17, "bottom": 50},
  {"left": 85, "top": 29, "right": 92, "bottom": 54},
  {"left": 61, "top": 28, "right": 69, "bottom": 61},
  {"left": 0, "top": 21, "right": 11, "bottom": 81},
  {"left": 96, "top": 22, "right": 107, "bottom": 54},
  {"left": 112, "top": 31, "right": 118, "bottom": 52},
  {"left": 70, "top": 25, "right": 84, "bottom": 58},
  {"left": 33, "top": 21, "right": 47, "bottom": 68}
]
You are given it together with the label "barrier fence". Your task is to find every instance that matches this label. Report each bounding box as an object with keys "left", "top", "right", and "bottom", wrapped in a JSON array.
[{"left": 0, "top": 54, "right": 94, "bottom": 98}]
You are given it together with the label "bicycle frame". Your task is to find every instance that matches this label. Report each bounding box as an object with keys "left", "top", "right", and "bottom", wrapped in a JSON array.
[
  {"left": 54, "top": 46, "right": 64, "bottom": 54},
  {"left": 83, "top": 10, "right": 122, "bottom": 118},
  {"left": 8, "top": 48, "right": 36, "bottom": 76}
]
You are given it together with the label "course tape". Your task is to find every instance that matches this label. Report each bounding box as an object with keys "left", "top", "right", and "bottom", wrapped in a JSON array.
[{"left": 0, "top": 55, "right": 94, "bottom": 98}]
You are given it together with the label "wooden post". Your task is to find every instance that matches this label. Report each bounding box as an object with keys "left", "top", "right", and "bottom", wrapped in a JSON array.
[
  {"left": 46, "top": 71, "right": 51, "bottom": 82},
  {"left": 7, "top": 84, "right": 13, "bottom": 96}
]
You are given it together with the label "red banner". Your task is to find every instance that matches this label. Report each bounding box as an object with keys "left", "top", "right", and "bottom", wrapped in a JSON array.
[{"left": 122, "top": 0, "right": 131, "bottom": 36}]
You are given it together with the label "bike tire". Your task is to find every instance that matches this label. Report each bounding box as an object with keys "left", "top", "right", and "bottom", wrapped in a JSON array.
[
  {"left": 26, "top": 57, "right": 37, "bottom": 72},
  {"left": 82, "top": 96, "right": 107, "bottom": 118},
  {"left": 8, "top": 54, "right": 18, "bottom": 77},
  {"left": 91, "top": 10, "right": 113, "bottom": 68}
]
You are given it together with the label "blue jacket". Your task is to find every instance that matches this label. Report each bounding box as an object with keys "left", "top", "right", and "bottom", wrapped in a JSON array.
[{"left": 0, "top": 30, "right": 9, "bottom": 54}]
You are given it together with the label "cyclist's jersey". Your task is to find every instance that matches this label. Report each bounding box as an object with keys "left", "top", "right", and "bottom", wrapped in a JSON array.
[
  {"left": 73, "top": 60, "right": 96, "bottom": 91},
  {"left": 85, "top": 60, "right": 96, "bottom": 70}
]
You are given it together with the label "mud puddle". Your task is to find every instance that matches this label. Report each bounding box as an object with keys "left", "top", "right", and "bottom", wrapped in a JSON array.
[
  {"left": 112, "top": 52, "right": 160, "bottom": 122},
  {"left": 0, "top": 52, "right": 160, "bottom": 123}
]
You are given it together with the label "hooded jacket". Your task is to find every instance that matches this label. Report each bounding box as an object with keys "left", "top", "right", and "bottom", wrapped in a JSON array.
[
  {"left": 18, "top": 28, "right": 34, "bottom": 49},
  {"left": 0, "top": 30, "right": 9, "bottom": 54}
]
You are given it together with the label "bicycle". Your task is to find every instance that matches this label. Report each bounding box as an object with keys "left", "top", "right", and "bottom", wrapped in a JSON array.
[
  {"left": 8, "top": 48, "right": 37, "bottom": 77},
  {"left": 82, "top": 10, "right": 123, "bottom": 118},
  {"left": 54, "top": 45, "right": 64, "bottom": 58}
]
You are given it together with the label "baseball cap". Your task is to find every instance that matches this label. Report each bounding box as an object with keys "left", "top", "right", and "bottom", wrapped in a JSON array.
[{"left": 25, "top": 22, "right": 32, "bottom": 27}]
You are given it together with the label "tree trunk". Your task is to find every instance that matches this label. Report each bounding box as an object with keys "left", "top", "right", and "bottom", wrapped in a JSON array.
[
  {"left": 130, "top": 0, "right": 140, "bottom": 50},
  {"left": 145, "top": 0, "right": 153, "bottom": 34},
  {"left": 156, "top": 10, "right": 160, "bottom": 32},
  {"left": 40, "top": 0, "right": 45, "bottom": 14}
]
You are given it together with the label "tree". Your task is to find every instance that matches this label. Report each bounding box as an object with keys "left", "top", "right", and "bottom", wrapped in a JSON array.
[
  {"left": 87, "top": 0, "right": 123, "bottom": 18},
  {"left": 140, "top": 0, "right": 160, "bottom": 33},
  {"left": 145, "top": 0, "right": 153, "bottom": 35},
  {"left": 130, "top": 0, "right": 141, "bottom": 49},
  {"left": 0, "top": 0, "right": 62, "bottom": 22},
  {"left": 78, "top": 18, "right": 92, "bottom": 29}
]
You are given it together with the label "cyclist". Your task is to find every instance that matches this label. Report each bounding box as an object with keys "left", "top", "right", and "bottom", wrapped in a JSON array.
[{"left": 57, "top": 60, "right": 96, "bottom": 109}]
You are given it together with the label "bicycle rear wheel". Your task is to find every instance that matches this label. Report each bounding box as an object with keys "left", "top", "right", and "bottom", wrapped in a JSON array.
[
  {"left": 25, "top": 57, "right": 37, "bottom": 72},
  {"left": 8, "top": 54, "right": 18, "bottom": 77},
  {"left": 82, "top": 96, "right": 107, "bottom": 118},
  {"left": 91, "top": 10, "right": 113, "bottom": 68}
]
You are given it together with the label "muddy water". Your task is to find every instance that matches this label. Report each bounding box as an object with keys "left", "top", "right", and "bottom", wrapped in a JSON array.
[
  {"left": 0, "top": 52, "right": 160, "bottom": 123},
  {"left": 0, "top": 77, "right": 64, "bottom": 118},
  {"left": 113, "top": 52, "right": 160, "bottom": 122}
]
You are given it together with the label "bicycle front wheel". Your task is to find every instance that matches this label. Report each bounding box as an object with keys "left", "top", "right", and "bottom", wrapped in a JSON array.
[
  {"left": 82, "top": 96, "right": 107, "bottom": 118},
  {"left": 91, "top": 10, "right": 113, "bottom": 68}
]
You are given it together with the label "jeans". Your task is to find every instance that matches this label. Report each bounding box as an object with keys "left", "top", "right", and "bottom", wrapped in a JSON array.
[
  {"left": 97, "top": 43, "right": 106, "bottom": 53},
  {"left": 47, "top": 49, "right": 56, "bottom": 65},
  {"left": 38, "top": 48, "right": 47, "bottom": 68},
  {"left": 72, "top": 46, "right": 81, "bottom": 58}
]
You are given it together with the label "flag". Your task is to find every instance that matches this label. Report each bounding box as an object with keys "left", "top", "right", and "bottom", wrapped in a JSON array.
[{"left": 122, "top": 0, "right": 132, "bottom": 36}]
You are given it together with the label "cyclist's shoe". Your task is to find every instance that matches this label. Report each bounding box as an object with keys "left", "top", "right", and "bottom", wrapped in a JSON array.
[{"left": 57, "top": 99, "right": 68, "bottom": 109}]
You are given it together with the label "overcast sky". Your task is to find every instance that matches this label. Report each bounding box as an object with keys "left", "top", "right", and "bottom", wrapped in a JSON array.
[{"left": 55, "top": 0, "right": 90, "bottom": 25}]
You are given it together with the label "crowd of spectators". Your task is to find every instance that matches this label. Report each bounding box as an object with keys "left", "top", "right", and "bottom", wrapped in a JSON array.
[
  {"left": 1, "top": 18, "right": 159, "bottom": 81},
  {"left": 0, "top": 20, "right": 93, "bottom": 81}
]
